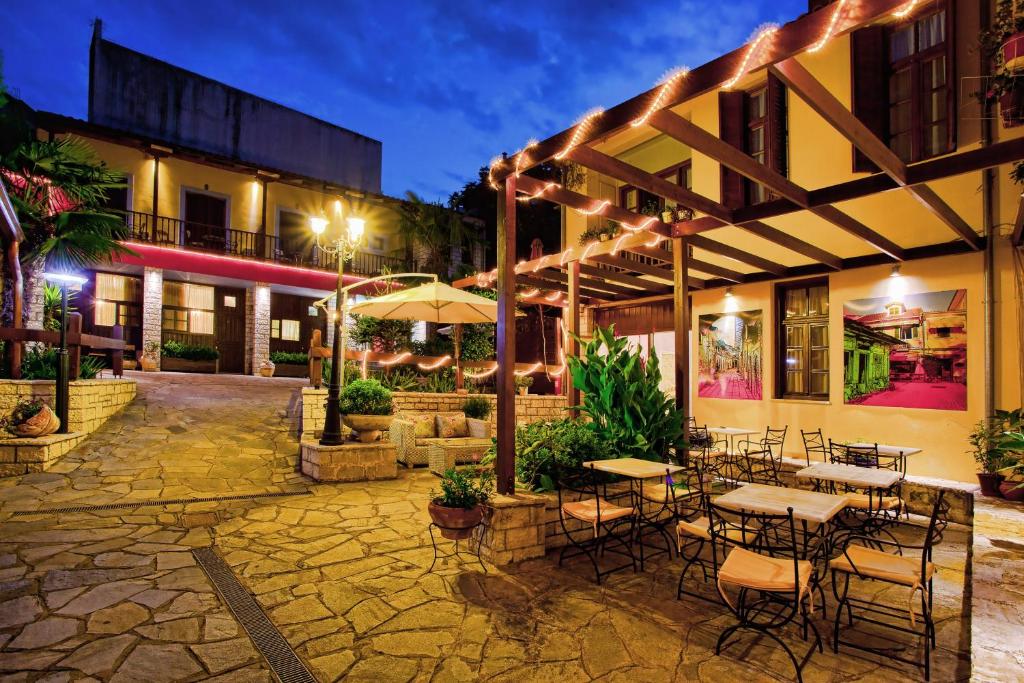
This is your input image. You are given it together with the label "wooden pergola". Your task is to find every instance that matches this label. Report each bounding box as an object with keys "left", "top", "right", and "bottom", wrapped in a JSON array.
[{"left": 454, "top": 0, "right": 1024, "bottom": 494}]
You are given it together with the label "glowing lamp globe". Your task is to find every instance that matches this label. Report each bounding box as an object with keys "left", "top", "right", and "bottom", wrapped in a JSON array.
[
  {"left": 43, "top": 272, "right": 88, "bottom": 288},
  {"left": 346, "top": 216, "right": 365, "bottom": 241},
  {"left": 310, "top": 216, "right": 329, "bottom": 236}
]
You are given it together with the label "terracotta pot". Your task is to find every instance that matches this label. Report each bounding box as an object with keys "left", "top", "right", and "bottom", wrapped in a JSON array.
[
  {"left": 1004, "top": 32, "right": 1024, "bottom": 72},
  {"left": 341, "top": 414, "right": 394, "bottom": 443},
  {"left": 518, "top": 387, "right": 528, "bottom": 396},
  {"left": 977, "top": 472, "right": 1005, "bottom": 497},
  {"left": 259, "top": 365, "right": 275, "bottom": 378},
  {"left": 139, "top": 355, "right": 158, "bottom": 372},
  {"left": 13, "top": 404, "right": 60, "bottom": 438},
  {"left": 999, "top": 481, "right": 1024, "bottom": 502},
  {"left": 428, "top": 501, "right": 484, "bottom": 540}
]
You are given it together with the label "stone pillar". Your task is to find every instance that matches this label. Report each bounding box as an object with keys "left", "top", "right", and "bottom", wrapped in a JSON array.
[
  {"left": 142, "top": 267, "right": 163, "bottom": 370},
  {"left": 249, "top": 282, "right": 271, "bottom": 374},
  {"left": 23, "top": 267, "right": 45, "bottom": 331},
  {"left": 324, "top": 294, "right": 336, "bottom": 349}
]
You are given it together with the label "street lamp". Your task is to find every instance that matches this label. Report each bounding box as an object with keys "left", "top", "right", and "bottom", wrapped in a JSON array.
[
  {"left": 42, "top": 271, "right": 88, "bottom": 434},
  {"left": 311, "top": 214, "right": 366, "bottom": 445}
]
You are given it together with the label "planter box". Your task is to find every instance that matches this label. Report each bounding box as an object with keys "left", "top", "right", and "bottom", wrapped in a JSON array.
[
  {"left": 161, "top": 356, "right": 219, "bottom": 374},
  {"left": 274, "top": 363, "right": 308, "bottom": 378}
]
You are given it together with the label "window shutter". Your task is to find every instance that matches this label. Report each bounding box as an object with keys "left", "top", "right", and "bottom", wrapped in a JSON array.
[
  {"left": 719, "top": 90, "right": 746, "bottom": 209},
  {"left": 766, "top": 73, "right": 788, "bottom": 177},
  {"left": 850, "top": 26, "right": 887, "bottom": 173}
]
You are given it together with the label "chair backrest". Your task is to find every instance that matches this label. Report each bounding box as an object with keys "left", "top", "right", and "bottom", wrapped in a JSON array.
[
  {"left": 763, "top": 426, "right": 788, "bottom": 456},
  {"left": 556, "top": 464, "right": 604, "bottom": 514},
  {"left": 801, "top": 429, "right": 827, "bottom": 465},
  {"left": 920, "top": 490, "right": 950, "bottom": 575},
  {"left": 708, "top": 501, "right": 800, "bottom": 568},
  {"left": 673, "top": 463, "right": 710, "bottom": 517},
  {"left": 829, "top": 440, "right": 880, "bottom": 469},
  {"left": 743, "top": 447, "right": 782, "bottom": 485}
]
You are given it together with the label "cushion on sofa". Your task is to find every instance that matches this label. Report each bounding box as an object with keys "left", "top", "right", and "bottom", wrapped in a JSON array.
[
  {"left": 404, "top": 413, "right": 436, "bottom": 439},
  {"left": 436, "top": 414, "right": 469, "bottom": 438}
]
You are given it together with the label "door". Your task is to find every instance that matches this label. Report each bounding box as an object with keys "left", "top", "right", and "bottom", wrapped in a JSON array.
[
  {"left": 278, "top": 210, "right": 315, "bottom": 265},
  {"left": 215, "top": 287, "right": 246, "bottom": 373},
  {"left": 184, "top": 191, "right": 227, "bottom": 250}
]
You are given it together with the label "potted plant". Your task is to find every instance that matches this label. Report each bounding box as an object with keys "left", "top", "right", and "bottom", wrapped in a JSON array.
[
  {"left": 462, "top": 396, "right": 492, "bottom": 421},
  {"left": 978, "top": 0, "right": 1024, "bottom": 127},
  {"left": 2, "top": 399, "right": 60, "bottom": 438},
  {"left": 161, "top": 341, "right": 220, "bottom": 373},
  {"left": 969, "top": 417, "right": 1011, "bottom": 496},
  {"left": 269, "top": 351, "right": 310, "bottom": 378},
  {"left": 139, "top": 341, "right": 160, "bottom": 372},
  {"left": 661, "top": 207, "right": 675, "bottom": 224},
  {"left": 999, "top": 463, "right": 1024, "bottom": 501},
  {"left": 428, "top": 467, "right": 493, "bottom": 540},
  {"left": 259, "top": 360, "right": 275, "bottom": 378},
  {"left": 515, "top": 375, "right": 534, "bottom": 396},
  {"left": 676, "top": 206, "right": 695, "bottom": 222},
  {"left": 340, "top": 378, "right": 394, "bottom": 443}
]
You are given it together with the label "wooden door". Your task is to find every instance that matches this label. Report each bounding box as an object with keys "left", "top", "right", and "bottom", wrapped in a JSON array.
[
  {"left": 184, "top": 191, "right": 227, "bottom": 249},
  {"left": 215, "top": 286, "right": 246, "bottom": 373}
]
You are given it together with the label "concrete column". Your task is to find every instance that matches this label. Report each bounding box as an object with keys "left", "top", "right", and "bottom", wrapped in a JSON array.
[
  {"left": 249, "top": 282, "right": 271, "bottom": 374},
  {"left": 142, "top": 267, "right": 163, "bottom": 370}
]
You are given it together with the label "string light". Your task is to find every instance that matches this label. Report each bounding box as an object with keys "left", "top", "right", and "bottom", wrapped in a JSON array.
[
  {"left": 513, "top": 139, "right": 538, "bottom": 177},
  {"left": 417, "top": 355, "right": 451, "bottom": 371},
  {"left": 517, "top": 181, "right": 559, "bottom": 202},
  {"left": 621, "top": 216, "right": 659, "bottom": 232},
  {"left": 559, "top": 247, "right": 576, "bottom": 266},
  {"left": 892, "top": 0, "right": 918, "bottom": 18},
  {"left": 580, "top": 240, "right": 599, "bottom": 262},
  {"left": 544, "top": 291, "right": 562, "bottom": 302},
  {"left": 574, "top": 199, "right": 610, "bottom": 216},
  {"left": 514, "top": 362, "right": 542, "bottom": 377},
  {"left": 646, "top": 233, "right": 666, "bottom": 248},
  {"left": 554, "top": 108, "right": 604, "bottom": 160},
  {"left": 610, "top": 234, "right": 630, "bottom": 255},
  {"left": 486, "top": 156, "right": 504, "bottom": 190},
  {"left": 723, "top": 23, "right": 779, "bottom": 89},
  {"left": 631, "top": 67, "right": 690, "bottom": 128},
  {"left": 520, "top": 288, "right": 541, "bottom": 298},
  {"left": 463, "top": 364, "right": 498, "bottom": 379},
  {"left": 378, "top": 351, "right": 411, "bottom": 366},
  {"left": 809, "top": 0, "right": 848, "bottom": 53}
]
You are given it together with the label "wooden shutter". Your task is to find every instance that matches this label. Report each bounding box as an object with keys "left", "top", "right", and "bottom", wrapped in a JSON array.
[
  {"left": 766, "top": 72, "right": 788, "bottom": 177},
  {"left": 850, "top": 26, "right": 887, "bottom": 172},
  {"left": 719, "top": 91, "right": 746, "bottom": 209}
]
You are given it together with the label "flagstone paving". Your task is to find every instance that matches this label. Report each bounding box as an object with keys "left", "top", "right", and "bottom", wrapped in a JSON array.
[{"left": 0, "top": 373, "right": 971, "bottom": 682}]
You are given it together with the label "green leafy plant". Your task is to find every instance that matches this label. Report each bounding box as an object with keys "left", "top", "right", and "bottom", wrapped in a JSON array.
[
  {"left": 161, "top": 341, "right": 219, "bottom": 361},
  {"left": 43, "top": 283, "right": 77, "bottom": 331},
  {"left": 432, "top": 467, "right": 493, "bottom": 509},
  {"left": 0, "top": 399, "right": 44, "bottom": 433},
  {"left": 639, "top": 198, "right": 661, "bottom": 217},
  {"left": 16, "top": 347, "right": 104, "bottom": 380},
  {"left": 424, "top": 368, "right": 456, "bottom": 393},
  {"left": 269, "top": 351, "right": 307, "bottom": 365},
  {"left": 340, "top": 378, "right": 393, "bottom": 415},
  {"left": 485, "top": 419, "right": 608, "bottom": 492},
  {"left": 514, "top": 375, "right": 534, "bottom": 389},
  {"left": 577, "top": 221, "right": 619, "bottom": 246},
  {"left": 377, "top": 366, "right": 419, "bottom": 392},
  {"left": 462, "top": 396, "right": 491, "bottom": 420},
  {"left": 350, "top": 315, "right": 414, "bottom": 353},
  {"left": 568, "top": 324, "right": 686, "bottom": 461},
  {"left": 78, "top": 356, "right": 105, "bottom": 380},
  {"left": 320, "top": 359, "right": 360, "bottom": 387},
  {"left": 970, "top": 418, "right": 1014, "bottom": 473}
]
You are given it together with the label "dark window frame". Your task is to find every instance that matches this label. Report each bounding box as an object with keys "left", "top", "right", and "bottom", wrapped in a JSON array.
[
  {"left": 774, "top": 277, "right": 830, "bottom": 401},
  {"left": 618, "top": 160, "right": 693, "bottom": 212}
]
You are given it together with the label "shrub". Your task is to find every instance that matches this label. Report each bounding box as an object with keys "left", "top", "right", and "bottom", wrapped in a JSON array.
[
  {"left": 340, "top": 379, "right": 393, "bottom": 415},
  {"left": 17, "top": 348, "right": 105, "bottom": 380},
  {"left": 484, "top": 419, "right": 609, "bottom": 493},
  {"left": 269, "top": 351, "right": 307, "bottom": 365},
  {"left": 432, "top": 467, "right": 493, "bottom": 509},
  {"left": 162, "top": 340, "right": 219, "bottom": 361},
  {"left": 377, "top": 366, "right": 419, "bottom": 392},
  {"left": 462, "top": 396, "right": 491, "bottom": 420},
  {"left": 424, "top": 368, "right": 456, "bottom": 393}
]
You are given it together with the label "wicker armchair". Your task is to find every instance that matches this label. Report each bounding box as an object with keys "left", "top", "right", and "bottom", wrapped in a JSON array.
[{"left": 391, "top": 411, "right": 491, "bottom": 467}]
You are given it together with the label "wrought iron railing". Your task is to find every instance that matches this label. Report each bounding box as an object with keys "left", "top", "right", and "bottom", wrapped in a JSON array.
[{"left": 122, "top": 210, "right": 407, "bottom": 276}]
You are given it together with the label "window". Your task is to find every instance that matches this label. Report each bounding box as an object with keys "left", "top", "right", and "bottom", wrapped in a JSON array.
[
  {"left": 932, "top": 326, "right": 951, "bottom": 338},
  {"left": 720, "top": 74, "right": 787, "bottom": 208},
  {"left": 162, "top": 281, "right": 214, "bottom": 335},
  {"left": 619, "top": 161, "right": 692, "bottom": 215},
  {"left": 776, "top": 280, "right": 829, "bottom": 400},
  {"left": 162, "top": 308, "right": 188, "bottom": 332},
  {"left": 885, "top": 4, "right": 951, "bottom": 162},
  {"left": 280, "top": 319, "right": 300, "bottom": 342},
  {"left": 307, "top": 306, "right": 319, "bottom": 317},
  {"left": 95, "top": 300, "right": 117, "bottom": 327},
  {"left": 223, "top": 295, "right": 236, "bottom": 308},
  {"left": 94, "top": 273, "right": 141, "bottom": 330},
  {"left": 271, "top": 320, "right": 281, "bottom": 339}
]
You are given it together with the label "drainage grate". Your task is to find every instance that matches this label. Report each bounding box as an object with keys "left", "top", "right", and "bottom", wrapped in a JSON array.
[
  {"left": 11, "top": 489, "right": 311, "bottom": 516},
  {"left": 193, "top": 547, "right": 317, "bottom": 683}
]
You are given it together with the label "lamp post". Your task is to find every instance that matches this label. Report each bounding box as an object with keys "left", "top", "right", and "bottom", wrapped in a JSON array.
[
  {"left": 311, "top": 214, "right": 365, "bottom": 445},
  {"left": 42, "top": 271, "right": 88, "bottom": 434}
]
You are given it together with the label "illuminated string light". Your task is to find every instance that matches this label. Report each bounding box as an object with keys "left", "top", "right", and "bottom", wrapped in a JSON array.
[
  {"left": 514, "top": 362, "right": 542, "bottom": 377},
  {"left": 417, "top": 355, "right": 451, "bottom": 371},
  {"left": 463, "top": 364, "right": 499, "bottom": 379},
  {"left": 378, "top": 351, "right": 411, "bottom": 366},
  {"left": 892, "top": 0, "right": 918, "bottom": 18},
  {"left": 621, "top": 216, "right": 659, "bottom": 232},
  {"left": 486, "top": 156, "right": 504, "bottom": 190},
  {"left": 631, "top": 67, "right": 690, "bottom": 128},
  {"left": 554, "top": 108, "right": 604, "bottom": 160},
  {"left": 513, "top": 139, "right": 538, "bottom": 177},
  {"left": 514, "top": 261, "right": 528, "bottom": 274},
  {"left": 580, "top": 240, "right": 599, "bottom": 262},
  {"left": 645, "top": 233, "right": 666, "bottom": 248},
  {"left": 808, "top": 0, "right": 848, "bottom": 53},
  {"left": 574, "top": 199, "right": 610, "bottom": 216},
  {"left": 559, "top": 247, "right": 576, "bottom": 266},
  {"left": 610, "top": 234, "right": 630, "bottom": 255},
  {"left": 520, "top": 288, "right": 541, "bottom": 298},
  {"left": 723, "top": 24, "right": 779, "bottom": 89},
  {"left": 517, "top": 181, "right": 559, "bottom": 202},
  {"left": 544, "top": 291, "right": 562, "bottom": 302},
  {"left": 547, "top": 351, "right": 568, "bottom": 379}
]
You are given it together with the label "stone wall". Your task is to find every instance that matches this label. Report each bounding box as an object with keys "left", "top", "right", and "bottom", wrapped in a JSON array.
[
  {"left": 142, "top": 267, "right": 163, "bottom": 370},
  {"left": 0, "top": 433, "right": 88, "bottom": 477},
  {"left": 300, "top": 388, "right": 568, "bottom": 438},
  {"left": 300, "top": 437, "right": 397, "bottom": 482},
  {"left": 250, "top": 283, "right": 271, "bottom": 375}
]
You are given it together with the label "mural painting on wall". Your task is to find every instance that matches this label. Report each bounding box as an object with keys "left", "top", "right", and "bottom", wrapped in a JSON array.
[
  {"left": 842, "top": 289, "right": 967, "bottom": 410},
  {"left": 698, "top": 310, "right": 762, "bottom": 400}
]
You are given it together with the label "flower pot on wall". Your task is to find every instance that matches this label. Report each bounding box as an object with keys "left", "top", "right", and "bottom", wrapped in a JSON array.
[
  {"left": 139, "top": 355, "right": 158, "bottom": 372},
  {"left": 341, "top": 414, "right": 394, "bottom": 443},
  {"left": 1004, "top": 32, "right": 1024, "bottom": 72},
  {"left": 13, "top": 404, "right": 60, "bottom": 438},
  {"left": 259, "top": 362, "right": 275, "bottom": 378},
  {"left": 977, "top": 472, "right": 1005, "bottom": 497},
  {"left": 999, "top": 481, "right": 1024, "bottom": 502},
  {"left": 427, "top": 501, "right": 484, "bottom": 540}
]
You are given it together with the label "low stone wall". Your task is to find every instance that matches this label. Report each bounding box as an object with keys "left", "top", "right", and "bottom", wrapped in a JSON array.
[
  {"left": 0, "top": 378, "right": 137, "bottom": 433},
  {"left": 0, "top": 379, "right": 137, "bottom": 477},
  {"left": 300, "top": 388, "right": 568, "bottom": 438},
  {"left": 473, "top": 493, "right": 548, "bottom": 565},
  {"left": 300, "top": 437, "right": 397, "bottom": 482}
]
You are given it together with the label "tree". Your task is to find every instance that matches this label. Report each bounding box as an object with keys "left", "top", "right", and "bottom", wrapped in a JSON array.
[
  {"left": 350, "top": 314, "right": 413, "bottom": 353},
  {"left": 397, "top": 191, "right": 472, "bottom": 279}
]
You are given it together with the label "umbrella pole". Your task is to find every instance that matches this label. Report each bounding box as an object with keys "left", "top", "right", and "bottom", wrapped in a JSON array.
[{"left": 454, "top": 323, "right": 464, "bottom": 391}]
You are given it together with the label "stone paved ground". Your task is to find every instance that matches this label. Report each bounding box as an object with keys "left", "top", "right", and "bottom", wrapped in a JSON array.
[{"left": 0, "top": 373, "right": 972, "bottom": 682}]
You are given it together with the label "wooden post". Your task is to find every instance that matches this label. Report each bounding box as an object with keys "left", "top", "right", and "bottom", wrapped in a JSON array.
[
  {"left": 111, "top": 324, "right": 124, "bottom": 377},
  {"left": 496, "top": 176, "right": 517, "bottom": 495},
  {"left": 6, "top": 240, "right": 22, "bottom": 379},
  {"left": 672, "top": 236, "right": 690, "bottom": 423},
  {"left": 151, "top": 155, "right": 160, "bottom": 242},
  {"left": 564, "top": 260, "right": 581, "bottom": 415},
  {"left": 454, "top": 323, "right": 464, "bottom": 391},
  {"left": 68, "top": 313, "right": 83, "bottom": 382},
  {"left": 309, "top": 329, "right": 324, "bottom": 389}
]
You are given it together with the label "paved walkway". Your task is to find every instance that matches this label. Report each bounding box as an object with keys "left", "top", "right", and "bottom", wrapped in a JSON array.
[{"left": 0, "top": 373, "right": 972, "bottom": 682}]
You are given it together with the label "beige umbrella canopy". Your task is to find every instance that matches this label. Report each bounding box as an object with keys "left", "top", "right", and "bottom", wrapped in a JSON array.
[{"left": 346, "top": 281, "right": 498, "bottom": 323}]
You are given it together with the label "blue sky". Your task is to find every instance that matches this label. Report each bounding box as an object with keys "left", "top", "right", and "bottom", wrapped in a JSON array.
[{"left": 0, "top": 0, "right": 804, "bottom": 200}]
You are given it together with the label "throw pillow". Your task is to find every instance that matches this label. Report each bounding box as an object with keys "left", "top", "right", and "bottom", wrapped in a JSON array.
[
  {"left": 436, "top": 414, "right": 468, "bottom": 438},
  {"left": 407, "top": 414, "right": 435, "bottom": 439}
]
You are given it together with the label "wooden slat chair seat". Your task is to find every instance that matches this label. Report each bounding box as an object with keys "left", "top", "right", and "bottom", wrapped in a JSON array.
[
  {"left": 844, "top": 493, "right": 903, "bottom": 511},
  {"left": 830, "top": 545, "right": 935, "bottom": 587},
  {"left": 561, "top": 498, "right": 634, "bottom": 528},
  {"left": 719, "top": 547, "right": 814, "bottom": 599}
]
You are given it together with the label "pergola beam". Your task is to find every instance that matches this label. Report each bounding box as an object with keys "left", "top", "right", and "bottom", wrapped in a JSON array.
[
  {"left": 687, "top": 258, "right": 745, "bottom": 283},
  {"left": 516, "top": 175, "right": 653, "bottom": 228},
  {"left": 522, "top": 268, "right": 641, "bottom": 297},
  {"left": 739, "top": 220, "right": 843, "bottom": 270},
  {"left": 577, "top": 263, "right": 673, "bottom": 293},
  {"left": 589, "top": 254, "right": 675, "bottom": 284},
  {"left": 565, "top": 146, "right": 732, "bottom": 222},
  {"left": 808, "top": 205, "right": 905, "bottom": 260},
  {"left": 686, "top": 235, "right": 788, "bottom": 275},
  {"left": 770, "top": 59, "right": 980, "bottom": 251},
  {"left": 516, "top": 274, "right": 613, "bottom": 300}
]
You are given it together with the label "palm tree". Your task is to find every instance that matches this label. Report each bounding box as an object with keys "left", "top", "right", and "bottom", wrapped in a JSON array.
[
  {"left": 0, "top": 136, "right": 131, "bottom": 326},
  {"left": 396, "top": 191, "right": 472, "bottom": 279}
]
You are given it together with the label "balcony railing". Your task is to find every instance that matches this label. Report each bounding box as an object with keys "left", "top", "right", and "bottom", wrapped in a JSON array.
[{"left": 123, "top": 210, "right": 408, "bottom": 277}]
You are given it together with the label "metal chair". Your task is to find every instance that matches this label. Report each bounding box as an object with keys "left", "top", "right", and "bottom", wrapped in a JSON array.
[
  {"left": 830, "top": 491, "right": 950, "bottom": 681},
  {"left": 674, "top": 464, "right": 723, "bottom": 602},
  {"left": 556, "top": 465, "right": 637, "bottom": 585},
  {"left": 636, "top": 467, "right": 686, "bottom": 564},
  {"left": 709, "top": 502, "right": 823, "bottom": 683},
  {"left": 829, "top": 440, "right": 881, "bottom": 469},
  {"left": 739, "top": 426, "right": 788, "bottom": 459},
  {"left": 801, "top": 429, "right": 828, "bottom": 466},
  {"left": 688, "top": 425, "right": 730, "bottom": 484},
  {"left": 736, "top": 447, "right": 784, "bottom": 486}
]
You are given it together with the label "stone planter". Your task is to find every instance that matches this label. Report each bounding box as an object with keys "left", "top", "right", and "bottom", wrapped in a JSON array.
[
  {"left": 161, "top": 356, "right": 219, "bottom": 374},
  {"left": 999, "top": 480, "right": 1024, "bottom": 502},
  {"left": 341, "top": 414, "right": 394, "bottom": 443},
  {"left": 977, "top": 472, "right": 1005, "bottom": 498},
  {"left": 12, "top": 404, "right": 60, "bottom": 438},
  {"left": 428, "top": 501, "right": 484, "bottom": 540}
]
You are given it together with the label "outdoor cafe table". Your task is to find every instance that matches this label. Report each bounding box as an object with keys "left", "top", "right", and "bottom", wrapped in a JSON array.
[
  {"left": 582, "top": 457, "right": 685, "bottom": 570},
  {"left": 795, "top": 462, "right": 902, "bottom": 491},
  {"left": 845, "top": 442, "right": 921, "bottom": 475},
  {"left": 707, "top": 427, "right": 759, "bottom": 481}
]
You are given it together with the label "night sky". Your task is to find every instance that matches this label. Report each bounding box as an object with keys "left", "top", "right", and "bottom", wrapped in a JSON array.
[{"left": 1, "top": 1, "right": 805, "bottom": 201}]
